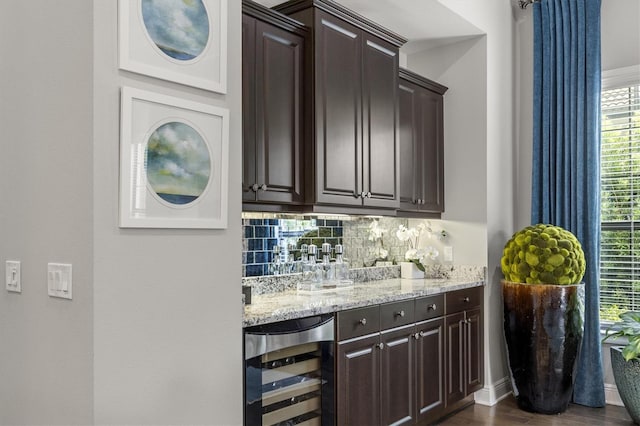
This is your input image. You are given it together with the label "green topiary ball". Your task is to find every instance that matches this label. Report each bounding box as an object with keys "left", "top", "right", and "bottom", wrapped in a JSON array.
[{"left": 501, "top": 224, "right": 586, "bottom": 284}]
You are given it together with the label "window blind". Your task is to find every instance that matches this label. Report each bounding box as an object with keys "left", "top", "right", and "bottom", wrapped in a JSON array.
[{"left": 600, "top": 83, "right": 640, "bottom": 321}]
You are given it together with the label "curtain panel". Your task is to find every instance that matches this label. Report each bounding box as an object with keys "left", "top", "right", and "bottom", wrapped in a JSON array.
[{"left": 531, "top": 0, "right": 605, "bottom": 407}]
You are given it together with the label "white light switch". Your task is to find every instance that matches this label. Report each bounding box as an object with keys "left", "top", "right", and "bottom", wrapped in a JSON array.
[
  {"left": 444, "top": 246, "right": 453, "bottom": 262},
  {"left": 6, "top": 261, "right": 21, "bottom": 293},
  {"left": 48, "top": 263, "right": 72, "bottom": 300}
]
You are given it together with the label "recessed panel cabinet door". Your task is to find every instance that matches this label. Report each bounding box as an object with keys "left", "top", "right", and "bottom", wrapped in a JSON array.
[
  {"left": 399, "top": 81, "right": 419, "bottom": 210},
  {"left": 380, "top": 327, "right": 415, "bottom": 425},
  {"left": 242, "top": 15, "right": 257, "bottom": 202},
  {"left": 254, "top": 21, "right": 305, "bottom": 204},
  {"left": 445, "top": 312, "right": 466, "bottom": 406},
  {"left": 415, "top": 318, "right": 445, "bottom": 423},
  {"left": 242, "top": 13, "right": 305, "bottom": 205},
  {"left": 314, "top": 12, "right": 362, "bottom": 206},
  {"left": 337, "top": 334, "right": 381, "bottom": 425},
  {"left": 419, "top": 89, "right": 444, "bottom": 212},
  {"left": 466, "top": 308, "right": 484, "bottom": 394},
  {"left": 362, "top": 35, "right": 399, "bottom": 208}
]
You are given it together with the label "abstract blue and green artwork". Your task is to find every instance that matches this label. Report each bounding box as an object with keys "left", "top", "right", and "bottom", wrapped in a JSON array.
[
  {"left": 141, "top": 0, "right": 210, "bottom": 61},
  {"left": 145, "top": 121, "right": 211, "bottom": 205}
]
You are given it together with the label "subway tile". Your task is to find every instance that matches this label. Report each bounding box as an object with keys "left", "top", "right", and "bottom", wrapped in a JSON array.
[
  {"left": 248, "top": 238, "right": 264, "bottom": 251},
  {"left": 244, "top": 226, "right": 254, "bottom": 238},
  {"left": 254, "top": 251, "right": 269, "bottom": 264},
  {"left": 254, "top": 226, "right": 270, "bottom": 238},
  {"left": 250, "top": 219, "right": 263, "bottom": 225}
]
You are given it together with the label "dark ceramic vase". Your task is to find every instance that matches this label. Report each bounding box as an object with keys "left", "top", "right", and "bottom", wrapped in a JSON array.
[
  {"left": 610, "top": 346, "right": 640, "bottom": 424},
  {"left": 502, "top": 280, "right": 584, "bottom": 414}
]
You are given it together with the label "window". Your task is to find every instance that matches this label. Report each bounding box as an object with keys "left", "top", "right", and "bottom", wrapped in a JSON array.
[{"left": 600, "top": 73, "right": 640, "bottom": 322}]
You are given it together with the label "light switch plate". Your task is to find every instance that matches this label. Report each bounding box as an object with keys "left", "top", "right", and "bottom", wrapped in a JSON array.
[
  {"left": 444, "top": 246, "right": 453, "bottom": 262},
  {"left": 48, "top": 263, "right": 72, "bottom": 300},
  {"left": 6, "top": 261, "right": 21, "bottom": 293}
]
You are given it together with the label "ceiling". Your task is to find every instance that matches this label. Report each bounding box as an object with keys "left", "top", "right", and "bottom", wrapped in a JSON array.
[{"left": 252, "top": 0, "right": 485, "bottom": 54}]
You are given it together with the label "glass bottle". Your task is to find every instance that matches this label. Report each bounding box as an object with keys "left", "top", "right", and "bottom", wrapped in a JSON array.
[
  {"left": 300, "top": 244, "right": 322, "bottom": 290},
  {"left": 269, "top": 245, "right": 282, "bottom": 275},
  {"left": 321, "top": 243, "right": 336, "bottom": 287},
  {"left": 334, "top": 244, "right": 352, "bottom": 285}
]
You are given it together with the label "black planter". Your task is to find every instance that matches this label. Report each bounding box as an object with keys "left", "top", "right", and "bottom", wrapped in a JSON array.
[
  {"left": 502, "top": 280, "right": 584, "bottom": 414},
  {"left": 610, "top": 346, "right": 640, "bottom": 424}
]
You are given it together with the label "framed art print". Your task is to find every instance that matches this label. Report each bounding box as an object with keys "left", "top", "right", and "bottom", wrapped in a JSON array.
[
  {"left": 120, "top": 87, "right": 229, "bottom": 229},
  {"left": 119, "top": 0, "right": 227, "bottom": 93}
]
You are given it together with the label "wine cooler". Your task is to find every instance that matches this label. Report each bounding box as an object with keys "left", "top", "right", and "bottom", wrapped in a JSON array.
[{"left": 244, "top": 314, "right": 335, "bottom": 426}]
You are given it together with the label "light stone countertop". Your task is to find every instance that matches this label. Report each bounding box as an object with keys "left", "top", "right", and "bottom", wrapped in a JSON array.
[{"left": 243, "top": 277, "right": 484, "bottom": 328}]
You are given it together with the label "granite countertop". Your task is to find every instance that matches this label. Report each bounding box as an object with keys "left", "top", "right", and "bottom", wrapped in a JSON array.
[{"left": 243, "top": 276, "right": 484, "bottom": 327}]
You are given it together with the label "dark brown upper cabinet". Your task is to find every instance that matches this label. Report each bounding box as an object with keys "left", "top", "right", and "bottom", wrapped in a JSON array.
[
  {"left": 274, "top": 0, "right": 407, "bottom": 213},
  {"left": 398, "top": 68, "right": 448, "bottom": 216},
  {"left": 242, "top": 1, "right": 308, "bottom": 209}
]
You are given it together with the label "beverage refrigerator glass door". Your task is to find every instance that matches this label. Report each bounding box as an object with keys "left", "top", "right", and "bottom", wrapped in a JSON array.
[{"left": 244, "top": 314, "right": 335, "bottom": 426}]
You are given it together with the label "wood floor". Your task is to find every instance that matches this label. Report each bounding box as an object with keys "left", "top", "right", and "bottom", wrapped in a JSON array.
[{"left": 437, "top": 395, "right": 634, "bottom": 425}]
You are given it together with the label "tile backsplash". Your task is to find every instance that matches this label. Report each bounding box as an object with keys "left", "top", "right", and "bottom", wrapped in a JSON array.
[{"left": 241, "top": 214, "right": 418, "bottom": 277}]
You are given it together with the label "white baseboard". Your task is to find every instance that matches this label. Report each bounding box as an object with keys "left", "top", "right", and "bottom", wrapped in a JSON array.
[
  {"left": 474, "top": 376, "right": 512, "bottom": 406},
  {"left": 605, "top": 383, "right": 623, "bottom": 406},
  {"left": 475, "top": 378, "right": 623, "bottom": 407}
]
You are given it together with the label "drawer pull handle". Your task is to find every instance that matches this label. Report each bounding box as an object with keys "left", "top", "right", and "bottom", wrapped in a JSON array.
[
  {"left": 395, "top": 310, "right": 405, "bottom": 318},
  {"left": 376, "top": 343, "right": 384, "bottom": 350},
  {"left": 427, "top": 303, "right": 437, "bottom": 311},
  {"left": 463, "top": 297, "right": 470, "bottom": 303},
  {"left": 359, "top": 318, "right": 367, "bottom": 326}
]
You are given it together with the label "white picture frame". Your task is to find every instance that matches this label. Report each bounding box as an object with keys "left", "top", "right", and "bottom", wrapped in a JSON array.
[
  {"left": 118, "top": 0, "right": 228, "bottom": 94},
  {"left": 120, "top": 87, "right": 229, "bottom": 229}
]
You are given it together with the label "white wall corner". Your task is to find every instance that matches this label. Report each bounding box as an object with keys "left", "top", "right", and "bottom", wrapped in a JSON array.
[
  {"left": 605, "top": 383, "right": 623, "bottom": 407},
  {"left": 474, "top": 376, "right": 512, "bottom": 406}
]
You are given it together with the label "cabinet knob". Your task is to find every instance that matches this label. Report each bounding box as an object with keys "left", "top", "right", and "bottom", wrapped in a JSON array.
[
  {"left": 260, "top": 184, "right": 268, "bottom": 191},
  {"left": 359, "top": 318, "right": 367, "bottom": 326},
  {"left": 463, "top": 297, "right": 470, "bottom": 303},
  {"left": 414, "top": 333, "right": 420, "bottom": 340},
  {"left": 395, "top": 310, "right": 405, "bottom": 318},
  {"left": 427, "top": 303, "right": 437, "bottom": 311},
  {"left": 417, "top": 199, "right": 422, "bottom": 204},
  {"left": 376, "top": 342, "right": 385, "bottom": 350},
  {"left": 421, "top": 200, "right": 426, "bottom": 205},
  {"left": 251, "top": 183, "right": 259, "bottom": 192},
  {"left": 367, "top": 191, "right": 372, "bottom": 198},
  {"left": 419, "top": 331, "right": 428, "bottom": 337},
  {"left": 361, "top": 191, "right": 368, "bottom": 199}
]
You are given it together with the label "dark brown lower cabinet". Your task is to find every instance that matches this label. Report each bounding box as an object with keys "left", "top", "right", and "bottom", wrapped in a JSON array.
[
  {"left": 336, "top": 288, "right": 483, "bottom": 425},
  {"left": 336, "top": 333, "right": 381, "bottom": 426},
  {"left": 445, "top": 290, "right": 484, "bottom": 410},
  {"left": 380, "top": 326, "right": 415, "bottom": 425},
  {"left": 415, "top": 318, "right": 445, "bottom": 424}
]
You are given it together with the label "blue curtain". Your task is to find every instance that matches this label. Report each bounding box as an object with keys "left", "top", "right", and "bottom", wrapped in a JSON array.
[{"left": 531, "top": 0, "right": 605, "bottom": 407}]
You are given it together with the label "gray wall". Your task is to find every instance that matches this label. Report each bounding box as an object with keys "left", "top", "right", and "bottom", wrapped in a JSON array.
[
  {"left": 1, "top": 0, "right": 243, "bottom": 424},
  {"left": 0, "top": 1, "right": 94, "bottom": 424},
  {"left": 92, "top": 1, "right": 242, "bottom": 424}
]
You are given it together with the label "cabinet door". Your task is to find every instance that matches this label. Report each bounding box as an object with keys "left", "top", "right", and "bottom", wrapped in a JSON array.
[
  {"left": 445, "top": 312, "right": 465, "bottom": 406},
  {"left": 415, "top": 318, "right": 445, "bottom": 423},
  {"left": 418, "top": 88, "right": 444, "bottom": 212},
  {"left": 314, "top": 11, "right": 362, "bottom": 206},
  {"left": 361, "top": 34, "right": 399, "bottom": 209},
  {"left": 380, "top": 326, "right": 414, "bottom": 425},
  {"left": 398, "top": 80, "right": 419, "bottom": 211},
  {"left": 465, "top": 308, "right": 484, "bottom": 394},
  {"left": 252, "top": 20, "right": 305, "bottom": 204},
  {"left": 337, "top": 334, "right": 381, "bottom": 425},
  {"left": 242, "top": 14, "right": 257, "bottom": 202}
]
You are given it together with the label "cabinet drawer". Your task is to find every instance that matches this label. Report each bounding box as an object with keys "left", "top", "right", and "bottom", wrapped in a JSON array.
[
  {"left": 415, "top": 294, "right": 444, "bottom": 321},
  {"left": 380, "top": 300, "right": 415, "bottom": 330},
  {"left": 337, "top": 306, "right": 380, "bottom": 340},
  {"left": 445, "top": 287, "right": 483, "bottom": 314}
]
